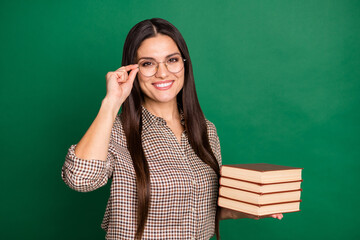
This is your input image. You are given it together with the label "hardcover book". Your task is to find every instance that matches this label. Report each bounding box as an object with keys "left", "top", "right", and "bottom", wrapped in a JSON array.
[
  {"left": 218, "top": 196, "right": 301, "bottom": 217},
  {"left": 219, "top": 186, "right": 302, "bottom": 205},
  {"left": 219, "top": 177, "right": 303, "bottom": 193},
  {"left": 220, "top": 163, "right": 303, "bottom": 184}
]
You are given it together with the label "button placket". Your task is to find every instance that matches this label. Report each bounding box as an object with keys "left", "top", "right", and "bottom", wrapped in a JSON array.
[
  {"left": 177, "top": 125, "right": 198, "bottom": 238},
  {"left": 133, "top": 105, "right": 216, "bottom": 238}
]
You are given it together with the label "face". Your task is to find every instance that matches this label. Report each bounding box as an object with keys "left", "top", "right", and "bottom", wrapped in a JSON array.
[{"left": 136, "top": 34, "right": 185, "bottom": 105}]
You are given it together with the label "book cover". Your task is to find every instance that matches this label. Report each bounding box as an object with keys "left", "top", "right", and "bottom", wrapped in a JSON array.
[
  {"left": 218, "top": 196, "right": 302, "bottom": 217},
  {"left": 220, "top": 163, "right": 303, "bottom": 184},
  {"left": 222, "top": 163, "right": 303, "bottom": 172}
]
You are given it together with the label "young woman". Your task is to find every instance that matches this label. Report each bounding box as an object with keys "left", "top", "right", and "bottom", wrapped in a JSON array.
[{"left": 61, "top": 18, "right": 283, "bottom": 240}]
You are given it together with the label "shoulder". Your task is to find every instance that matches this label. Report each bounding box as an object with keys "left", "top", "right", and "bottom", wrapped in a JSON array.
[
  {"left": 205, "top": 117, "right": 222, "bottom": 166},
  {"left": 110, "top": 114, "right": 127, "bottom": 149},
  {"left": 112, "top": 114, "right": 124, "bottom": 134},
  {"left": 204, "top": 118, "right": 219, "bottom": 144},
  {"left": 205, "top": 118, "right": 218, "bottom": 135},
  {"left": 113, "top": 114, "right": 123, "bottom": 129}
]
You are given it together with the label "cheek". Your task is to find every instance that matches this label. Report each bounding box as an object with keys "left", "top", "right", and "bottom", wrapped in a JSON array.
[
  {"left": 137, "top": 76, "right": 151, "bottom": 91},
  {"left": 175, "top": 73, "right": 185, "bottom": 88},
  {"left": 138, "top": 75, "right": 149, "bottom": 84}
]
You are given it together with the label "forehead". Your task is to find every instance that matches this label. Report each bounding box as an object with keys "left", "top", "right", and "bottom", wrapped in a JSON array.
[{"left": 137, "top": 34, "right": 180, "bottom": 60}]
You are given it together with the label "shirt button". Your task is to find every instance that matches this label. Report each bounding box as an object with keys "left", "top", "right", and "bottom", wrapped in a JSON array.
[
  {"left": 191, "top": 180, "right": 196, "bottom": 185},
  {"left": 191, "top": 237, "right": 195, "bottom": 240},
  {"left": 191, "top": 207, "right": 195, "bottom": 213}
]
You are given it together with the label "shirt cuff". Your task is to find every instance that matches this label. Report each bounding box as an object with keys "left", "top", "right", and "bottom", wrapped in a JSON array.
[
  {"left": 61, "top": 144, "right": 114, "bottom": 192},
  {"left": 64, "top": 144, "right": 111, "bottom": 180}
]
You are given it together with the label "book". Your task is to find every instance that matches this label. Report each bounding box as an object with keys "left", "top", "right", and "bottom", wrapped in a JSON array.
[
  {"left": 219, "top": 177, "right": 303, "bottom": 193},
  {"left": 218, "top": 196, "right": 301, "bottom": 217},
  {"left": 220, "top": 163, "right": 303, "bottom": 184},
  {"left": 219, "top": 186, "right": 302, "bottom": 205}
]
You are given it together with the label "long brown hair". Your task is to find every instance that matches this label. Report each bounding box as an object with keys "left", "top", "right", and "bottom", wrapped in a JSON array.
[{"left": 120, "top": 18, "right": 221, "bottom": 239}]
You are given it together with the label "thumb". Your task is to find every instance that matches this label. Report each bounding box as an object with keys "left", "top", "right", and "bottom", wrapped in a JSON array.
[{"left": 127, "top": 67, "right": 139, "bottom": 85}]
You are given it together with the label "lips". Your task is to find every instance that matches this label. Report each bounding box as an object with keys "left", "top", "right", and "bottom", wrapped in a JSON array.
[{"left": 152, "top": 80, "right": 175, "bottom": 90}]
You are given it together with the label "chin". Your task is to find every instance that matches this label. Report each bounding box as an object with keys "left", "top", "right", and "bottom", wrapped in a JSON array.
[
  {"left": 154, "top": 95, "right": 178, "bottom": 103},
  {"left": 142, "top": 83, "right": 183, "bottom": 104},
  {"left": 143, "top": 90, "right": 179, "bottom": 104}
]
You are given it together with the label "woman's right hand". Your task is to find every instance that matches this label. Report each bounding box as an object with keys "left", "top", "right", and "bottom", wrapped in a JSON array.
[{"left": 105, "top": 64, "right": 139, "bottom": 106}]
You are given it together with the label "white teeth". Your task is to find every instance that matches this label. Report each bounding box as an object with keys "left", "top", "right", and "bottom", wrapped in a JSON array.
[{"left": 155, "top": 82, "right": 173, "bottom": 87}]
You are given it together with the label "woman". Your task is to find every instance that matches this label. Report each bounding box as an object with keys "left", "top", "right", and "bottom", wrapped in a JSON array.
[{"left": 61, "top": 18, "right": 283, "bottom": 240}]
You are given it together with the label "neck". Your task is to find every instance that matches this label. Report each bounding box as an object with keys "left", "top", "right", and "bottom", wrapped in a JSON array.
[{"left": 143, "top": 98, "right": 180, "bottom": 123}]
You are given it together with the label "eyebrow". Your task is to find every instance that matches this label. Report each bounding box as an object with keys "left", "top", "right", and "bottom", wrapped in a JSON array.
[{"left": 137, "top": 52, "right": 181, "bottom": 62}]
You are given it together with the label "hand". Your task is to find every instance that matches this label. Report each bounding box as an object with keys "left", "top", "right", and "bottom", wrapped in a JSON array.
[
  {"left": 105, "top": 64, "right": 139, "bottom": 104},
  {"left": 258, "top": 213, "right": 283, "bottom": 220},
  {"left": 226, "top": 208, "right": 283, "bottom": 220}
]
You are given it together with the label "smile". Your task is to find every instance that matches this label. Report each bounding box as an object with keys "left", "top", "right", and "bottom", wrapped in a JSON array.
[{"left": 152, "top": 80, "right": 174, "bottom": 90}]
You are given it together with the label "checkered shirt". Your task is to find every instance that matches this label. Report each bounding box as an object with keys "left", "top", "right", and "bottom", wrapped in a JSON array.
[{"left": 61, "top": 105, "right": 222, "bottom": 239}]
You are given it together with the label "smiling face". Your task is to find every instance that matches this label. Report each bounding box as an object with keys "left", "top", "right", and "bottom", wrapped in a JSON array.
[{"left": 136, "top": 34, "right": 185, "bottom": 106}]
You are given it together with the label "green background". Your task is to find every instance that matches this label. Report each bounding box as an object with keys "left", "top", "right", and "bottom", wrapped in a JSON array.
[{"left": 1, "top": 0, "right": 359, "bottom": 239}]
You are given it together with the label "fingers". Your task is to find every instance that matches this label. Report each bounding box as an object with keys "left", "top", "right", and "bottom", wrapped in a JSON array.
[
  {"left": 114, "top": 71, "right": 127, "bottom": 82},
  {"left": 107, "top": 64, "right": 137, "bottom": 82},
  {"left": 127, "top": 68, "right": 139, "bottom": 83},
  {"left": 115, "top": 67, "right": 138, "bottom": 84},
  {"left": 116, "top": 64, "right": 139, "bottom": 72},
  {"left": 270, "top": 214, "right": 283, "bottom": 220},
  {"left": 112, "top": 64, "right": 139, "bottom": 83},
  {"left": 257, "top": 213, "right": 283, "bottom": 220}
]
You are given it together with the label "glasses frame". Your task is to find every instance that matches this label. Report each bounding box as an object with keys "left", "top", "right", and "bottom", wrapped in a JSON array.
[{"left": 136, "top": 55, "right": 187, "bottom": 77}]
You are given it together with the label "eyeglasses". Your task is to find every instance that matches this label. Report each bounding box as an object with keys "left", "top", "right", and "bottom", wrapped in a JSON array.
[{"left": 137, "top": 54, "right": 186, "bottom": 77}]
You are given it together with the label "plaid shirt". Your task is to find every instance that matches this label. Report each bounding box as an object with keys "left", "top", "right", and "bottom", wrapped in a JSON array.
[{"left": 61, "top": 105, "right": 222, "bottom": 240}]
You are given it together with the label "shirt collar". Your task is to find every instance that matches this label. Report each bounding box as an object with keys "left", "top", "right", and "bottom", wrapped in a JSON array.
[{"left": 141, "top": 105, "right": 185, "bottom": 131}]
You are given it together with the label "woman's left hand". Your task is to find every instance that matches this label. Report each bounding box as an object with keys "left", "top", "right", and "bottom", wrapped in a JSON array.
[
  {"left": 239, "top": 211, "right": 283, "bottom": 220},
  {"left": 221, "top": 207, "right": 283, "bottom": 220},
  {"left": 265, "top": 213, "right": 283, "bottom": 220}
]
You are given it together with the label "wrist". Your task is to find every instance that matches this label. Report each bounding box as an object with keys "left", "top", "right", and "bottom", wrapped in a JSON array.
[
  {"left": 104, "top": 94, "right": 123, "bottom": 105},
  {"left": 101, "top": 96, "right": 122, "bottom": 120}
]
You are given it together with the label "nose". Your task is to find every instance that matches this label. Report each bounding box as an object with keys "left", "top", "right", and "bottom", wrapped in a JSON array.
[{"left": 155, "top": 62, "right": 169, "bottom": 78}]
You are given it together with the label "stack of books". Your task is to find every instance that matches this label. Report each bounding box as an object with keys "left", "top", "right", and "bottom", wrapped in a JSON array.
[{"left": 218, "top": 163, "right": 303, "bottom": 217}]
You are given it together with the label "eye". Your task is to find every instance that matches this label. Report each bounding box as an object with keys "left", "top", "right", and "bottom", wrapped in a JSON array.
[
  {"left": 168, "top": 57, "right": 179, "bottom": 63},
  {"left": 141, "top": 61, "right": 154, "bottom": 67}
]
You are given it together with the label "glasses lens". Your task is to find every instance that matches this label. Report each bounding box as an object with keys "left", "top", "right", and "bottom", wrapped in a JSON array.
[
  {"left": 139, "top": 60, "right": 157, "bottom": 77},
  {"left": 167, "top": 56, "right": 184, "bottom": 73},
  {"left": 138, "top": 56, "right": 185, "bottom": 76}
]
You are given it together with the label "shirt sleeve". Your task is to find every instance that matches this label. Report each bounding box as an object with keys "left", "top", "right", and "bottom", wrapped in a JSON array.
[
  {"left": 205, "top": 119, "right": 222, "bottom": 168},
  {"left": 213, "top": 125, "right": 222, "bottom": 168},
  {"left": 61, "top": 143, "right": 115, "bottom": 192}
]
